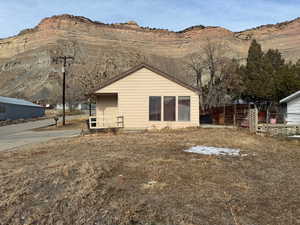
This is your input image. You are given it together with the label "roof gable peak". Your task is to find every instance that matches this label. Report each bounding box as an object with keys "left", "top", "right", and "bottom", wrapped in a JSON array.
[{"left": 93, "top": 63, "right": 199, "bottom": 94}]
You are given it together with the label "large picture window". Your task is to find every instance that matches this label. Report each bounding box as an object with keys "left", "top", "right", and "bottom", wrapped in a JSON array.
[
  {"left": 178, "top": 96, "right": 190, "bottom": 121},
  {"left": 149, "top": 96, "right": 161, "bottom": 121},
  {"left": 164, "top": 96, "right": 176, "bottom": 121}
]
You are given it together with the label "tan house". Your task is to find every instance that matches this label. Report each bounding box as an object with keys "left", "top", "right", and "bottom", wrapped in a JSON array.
[{"left": 89, "top": 63, "right": 200, "bottom": 130}]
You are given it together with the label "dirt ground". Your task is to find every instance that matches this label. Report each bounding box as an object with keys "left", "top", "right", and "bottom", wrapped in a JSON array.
[
  {"left": 0, "top": 128, "right": 299, "bottom": 225},
  {"left": 33, "top": 117, "right": 88, "bottom": 131}
]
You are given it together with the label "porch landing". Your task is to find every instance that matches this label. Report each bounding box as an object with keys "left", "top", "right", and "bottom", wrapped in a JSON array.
[{"left": 89, "top": 116, "right": 124, "bottom": 129}]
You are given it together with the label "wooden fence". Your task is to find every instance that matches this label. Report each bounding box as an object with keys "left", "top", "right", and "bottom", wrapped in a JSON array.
[
  {"left": 210, "top": 104, "right": 250, "bottom": 126},
  {"left": 206, "top": 104, "right": 300, "bottom": 136},
  {"left": 248, "top": 108, "right": 258, "bottom": 133}
]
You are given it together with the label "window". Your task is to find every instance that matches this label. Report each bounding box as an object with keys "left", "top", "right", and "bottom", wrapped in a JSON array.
[
  {"left": 164, "top": 96, "right": 176, "bottom": 121},
  {"left": 149, "top": 96, "right": 161, "bottom": 121},
  {"left": 0, "top": 103, "right": 5, "bottom": 113},
  {"left": 178, "top": 96, "right": 190, "bottom": 121}
]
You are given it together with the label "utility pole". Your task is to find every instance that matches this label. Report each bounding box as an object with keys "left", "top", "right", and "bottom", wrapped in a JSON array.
[{"left": 55, "top": 56, "right": 74, "bottom": 126}]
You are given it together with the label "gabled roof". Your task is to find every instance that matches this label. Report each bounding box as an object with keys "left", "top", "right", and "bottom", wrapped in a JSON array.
[
  {"left": 280, "top": 91, "right": 300, "bottom": 103},
  {"left": 94, "top": 63, "right": 200, "bottom": 94},
  {"left": 0, "top": 96, "right": 42, "bottom": 107}
]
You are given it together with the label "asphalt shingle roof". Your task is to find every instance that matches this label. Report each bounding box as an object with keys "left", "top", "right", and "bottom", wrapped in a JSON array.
[{"left": 0, "top": 96, "right": 42, "bottom": 107}]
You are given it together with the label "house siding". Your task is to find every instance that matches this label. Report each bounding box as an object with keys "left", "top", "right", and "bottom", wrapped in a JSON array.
[
  {"left": 96, "top": 68, "right": 199, "bottom": 129},
  {"left": 286, "top": 97, "right": 300, "bottom": 125}
]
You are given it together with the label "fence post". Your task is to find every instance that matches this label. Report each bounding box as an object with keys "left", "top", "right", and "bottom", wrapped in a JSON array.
[
  {"left": 233, "top": 104, "right": 237, "bottom": 126},
  {"left": 223, "top": 104, "right": 226, "bottom": 125},
  {"left": 249, "top": 107, "right": 258, "bottom": 133}
]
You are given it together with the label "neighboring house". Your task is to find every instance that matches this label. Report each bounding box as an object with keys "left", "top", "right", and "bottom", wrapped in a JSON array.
[
  {"left": 280, "top": 91, "right": 300, "bottom": 125},
  {"left": 0, "top": 96, "right": 45, "bottom": 121},
  {"left": 90, "top": 63, "right": 200, "bottom": 130},
  {"left": 56, "top": 103, "right": 96, "bottom": 111}
]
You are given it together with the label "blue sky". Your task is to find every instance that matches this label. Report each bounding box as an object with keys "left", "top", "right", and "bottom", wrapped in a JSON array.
[{"left": 0, "top": 0, "right": 299, "bottom": 38}]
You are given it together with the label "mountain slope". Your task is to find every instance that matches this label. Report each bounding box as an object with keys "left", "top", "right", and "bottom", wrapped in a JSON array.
[{"left": 0, "top": 14, "right": 299, "bottom": 101}]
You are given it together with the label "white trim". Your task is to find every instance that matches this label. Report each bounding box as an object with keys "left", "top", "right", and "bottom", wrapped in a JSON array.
[{"left": 280, "top": 91, "right": 300, "bottom": 103}]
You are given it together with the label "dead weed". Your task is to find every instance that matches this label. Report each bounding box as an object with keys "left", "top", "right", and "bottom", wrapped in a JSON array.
[{"left": 0, "top": 128, "right": 299, "bottom": 225}]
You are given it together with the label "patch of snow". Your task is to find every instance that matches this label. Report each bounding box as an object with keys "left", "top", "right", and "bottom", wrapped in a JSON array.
[
  {"left": 289, "top": 135, "right": 300, "bottom": 139},
  {"left": 184, "top": 146, "right": 240, "bottom": 156}
]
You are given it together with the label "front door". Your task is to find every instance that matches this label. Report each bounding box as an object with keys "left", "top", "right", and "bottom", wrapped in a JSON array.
[{"left": 97, "top": 94, "right": 118, "bottom": 128}]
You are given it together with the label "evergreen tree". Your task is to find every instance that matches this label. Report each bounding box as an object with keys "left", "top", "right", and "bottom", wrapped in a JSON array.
[
  {"left": 262, "top": 49, "right": 285, "bottom": 101},
  {"left": 241, "top": 39, "right": 268, "bottom": 102},
  {"left": 241, "top": 39, "right": 300, "bottom": 104},
  {"left": 277, "top": 62, "right": 300, "bottom": 100}
]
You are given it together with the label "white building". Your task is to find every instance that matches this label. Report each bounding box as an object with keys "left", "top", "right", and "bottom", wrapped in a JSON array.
[
  {"left": 55, "top": 103, "right": 95, "bottom": 111},
  {"left": 280, "top": 91, "right": 300, "bottom": 125}
]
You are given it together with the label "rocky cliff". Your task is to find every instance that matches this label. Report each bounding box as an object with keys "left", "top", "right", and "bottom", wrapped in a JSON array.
[{"left": 0, "top": 14, "right": 300, "bottom": 101}]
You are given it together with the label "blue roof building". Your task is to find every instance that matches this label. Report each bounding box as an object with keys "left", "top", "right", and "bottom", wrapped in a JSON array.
[{"left": 0, "top": 96, "right": 45, "bottom": 121}]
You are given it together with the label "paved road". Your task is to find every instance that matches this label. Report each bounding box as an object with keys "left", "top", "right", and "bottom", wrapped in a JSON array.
[{"left": 0, "top": 115, "right": 86, "bottom": 152}]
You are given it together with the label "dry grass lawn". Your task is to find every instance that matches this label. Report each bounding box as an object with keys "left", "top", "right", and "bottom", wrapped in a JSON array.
[{"left": 0, "top": 128, "right": 299, "bottom": 225}]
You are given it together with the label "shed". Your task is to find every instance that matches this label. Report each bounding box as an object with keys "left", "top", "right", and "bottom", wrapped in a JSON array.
[
  {"left": 280, "top": 91, "right": 300, "bottom": 125},
  {"left": 89, "top": 63, "right": 200, "bottom": 130},
  {"left": 0, "top": 96, "right": 45, "bottom": 121}
]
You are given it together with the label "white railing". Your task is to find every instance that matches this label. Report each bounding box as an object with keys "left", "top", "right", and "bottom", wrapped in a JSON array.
[
  {"left": 89, "top": 115, "right": 124, "bottom": 129},
  {"left": 257, "top": 124, "right": 300, "bottom": 136}
]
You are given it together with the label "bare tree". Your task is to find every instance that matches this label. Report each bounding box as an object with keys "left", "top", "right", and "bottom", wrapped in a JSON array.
[
  {"left": 53, "top": 39, "right": 149, "bottom": 115},
  {"left": 76, "top": 51, "right": 148, "bottom": 97},
  {"left": 187, "top": 39, "right": 242, "bottom": 112},
  {"left": 187, "top": 54, "right": 205, "bottom": 111},
  {"left": 65, "top": 73, "right": 82, "bottom": 111},
  {"left": 68, "top": 50, "right": 149, "bottom": 115}
]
